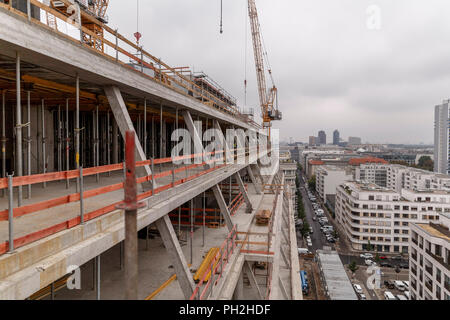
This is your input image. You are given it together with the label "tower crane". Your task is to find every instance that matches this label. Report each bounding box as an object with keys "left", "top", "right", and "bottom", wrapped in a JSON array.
[{"left": 247, "top": 0, "right": 281, "bottom": 136}]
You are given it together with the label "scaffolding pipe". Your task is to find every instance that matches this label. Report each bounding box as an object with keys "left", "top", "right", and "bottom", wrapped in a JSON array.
[
  {"left": 144, "top": 99, "right": 147, "bottom": 156},
  {"left": 65, "top": 98, "right": 70, "bottom": 188},
  {"left": 107, "top": 111, "right": 111, "bottom": 176},
  {"left": 190, "top": 198, "right": 193, "bottom": 265},
  {"left": 75, "top": 75, "right": 80, "bottom": 191},
  {"left": 57, "top": 105, "right": 62, "bottom": 172},
  {"left": 27, "top": 91, "right": 31, "bottom": 198},
  {"left": 41, "top": 99, "right": 46, "bottom": 188},
  {"left": 2, "top": 90, "right": 6, "bottom": 198},
  {"left": 95, "top": 105, "right": 99, "bottom": 182},
  {"left": 160, "top": 103, "right": 163, "bottom": 159},
  {"left": 203, "top": 192, "right": 205, "bottom": 247},
  {"left": 15, "top": 52, "right": 23, "bottom": 206}
]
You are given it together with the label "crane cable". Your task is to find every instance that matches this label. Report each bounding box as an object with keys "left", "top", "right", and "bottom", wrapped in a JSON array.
[
  {"left": 220, "top": 0, "right": 223, "bottom": 34},
  {"left": 244, "top": 0, "right": 248, "bottom": 107}
]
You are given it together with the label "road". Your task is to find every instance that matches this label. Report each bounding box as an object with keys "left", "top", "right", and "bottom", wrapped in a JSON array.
[{"left": 296, "top": 170, "right": 334, "bottom": 252}]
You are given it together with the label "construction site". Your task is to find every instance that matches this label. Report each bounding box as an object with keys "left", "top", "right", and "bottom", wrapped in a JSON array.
[{"left": 0, "top": 0, "right": 301, "bottom": 300}]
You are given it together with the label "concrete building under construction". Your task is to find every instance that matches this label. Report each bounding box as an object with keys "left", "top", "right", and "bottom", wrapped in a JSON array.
[{"left": 0, "top": 0, "right": 301, "bottom": 300}]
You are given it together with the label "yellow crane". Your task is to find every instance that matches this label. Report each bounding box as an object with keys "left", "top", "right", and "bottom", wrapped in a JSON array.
[{"left": 247, "top": 0, "right": 281, "bottom": 136}]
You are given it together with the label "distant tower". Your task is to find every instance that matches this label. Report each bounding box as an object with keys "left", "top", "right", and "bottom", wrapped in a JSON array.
[
  {"left": 333, "top": 130, "right": 340, "bottom": 145},
  {"left": 318, "top": 131, "right": 326, "bottom": 145},
  {"left": 434, "top": 100, "right": 450, "bottom": 174}
]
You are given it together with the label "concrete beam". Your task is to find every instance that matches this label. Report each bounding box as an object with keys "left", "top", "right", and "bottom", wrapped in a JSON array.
[
  {"left": 234, "top": 172, "right": 252, "bottom": 213},
  {"left": 155, "top": 215, "right": 195, "bottom": 299},
  {"left": 104, "top": 86, "right": 151, "bottom": 179},
  {"left": 212, "top": 184, "right": 233, "bottom": 232},
  {"left": 0, "top": 10, "right": 256, "bottom": 130}
]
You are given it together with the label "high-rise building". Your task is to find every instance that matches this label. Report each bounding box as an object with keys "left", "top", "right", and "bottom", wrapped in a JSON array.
[
  {"left": 434, "top": 100, "right": 450, "bottom": 174},
  {"left": 309, "top": 136, "right": 317, "bottom": 146},
  {"left": 348, "top": 137, "right": 362, "bottom": 145},
  {"left": 333, "top": 130, "right": 340, "bottom": 145},
  {"left": 318, "top": 131, "right": 326, "bottom": 145}
]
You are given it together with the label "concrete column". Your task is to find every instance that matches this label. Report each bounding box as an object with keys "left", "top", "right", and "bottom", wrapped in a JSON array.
[
  {"left": 104, "top": 86, "right": 152, "bottom": 179},
  {"left": 234, "top": 172, "right": 252, "bottom": 213},
  {"left": 155, "top": 215, "right": 195, "bottom": 299},
  {"left": 112, "top": 119, "right": 118, "bottom": 164},
  {"left": 15, "top": 52, "right": 23, "bottom": 205}
]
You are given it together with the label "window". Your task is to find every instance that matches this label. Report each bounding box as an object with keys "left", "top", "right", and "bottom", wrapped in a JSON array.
[{"left": 369, "top": 195, "right": 374, "bottom": 200}]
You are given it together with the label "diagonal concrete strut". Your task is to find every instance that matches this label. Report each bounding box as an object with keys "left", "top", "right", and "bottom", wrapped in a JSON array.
[
  {"left": 234, "top": 171, "right": 253, "bottom": 213},
  {"left": 155, "top": 215, "right": 195, "bottom": 299},
  {"left": 182, "top": 110, "right": 234, "bottom": 231}
]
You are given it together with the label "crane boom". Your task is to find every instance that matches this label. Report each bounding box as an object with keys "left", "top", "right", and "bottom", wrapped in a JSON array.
[{"left": 247, "top": 0, "right": 281, "bottom": 131}]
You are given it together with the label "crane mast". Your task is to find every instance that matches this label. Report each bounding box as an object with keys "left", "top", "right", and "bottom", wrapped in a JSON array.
[{"left": 247, "top": 0, "right": 281, "bottom": 132}]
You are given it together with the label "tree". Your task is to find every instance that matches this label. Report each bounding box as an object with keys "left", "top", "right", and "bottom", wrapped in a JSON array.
[
  {"left": 418, "top": 156, "right": 434, "bottom": 172},
  {"left": 348, "top": 261, "right": 359, "bottom": 274},
  {"left": 308, "top": 175, "right": 316, "bottom": 190},
  {"left": 375, "top": 252, "right": 380, "bottom": 263},
  {"left": 332, "top": 230, "right": 339, "bottom": 239},
  {"left": 366, "top": 240, "right": 373, "bottom": 252},
  {"left": 300, "top": 222, "right": 310, "bottom": 238}
]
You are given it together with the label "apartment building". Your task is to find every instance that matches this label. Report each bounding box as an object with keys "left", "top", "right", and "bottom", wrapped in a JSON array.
[
  {"left": 356, "top": 163, "right": 450, "bottom": 193},
  {"left": 335, "top": 181, "right": 448, "bottom": 254},
  {"left": 409, "top": 213, "right": 450, "bottom": 300},
  {"left": 316, "top": 166, "right": 353, "bottom": 204},
  {"left": 355, "top": 163, "right": 390, "bottom": 187}
]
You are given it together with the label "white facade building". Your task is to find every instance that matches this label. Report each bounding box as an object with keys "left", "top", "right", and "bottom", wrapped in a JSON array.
[
  {"left": 409, "top": 213, "right": 450, "bottom": 300},
  {"left": 335, "top": 181, "right": 449, "bottom": 254},
  {"left": 434, "top": 101, "right": 450, "bottom": 175},
  {"left": 316, "top": 166, "right": 353, "bottom": 204}
]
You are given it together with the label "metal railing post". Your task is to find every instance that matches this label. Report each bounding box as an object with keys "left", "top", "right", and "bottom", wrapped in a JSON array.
[
  {"left": 151, "top": 158, "right": 155, "bottom": 194},
  {"left": 80, "top": 166, "right": 84, "bottom": 224},
  {"left": 27, "top": 0, "right": 31, "bottom": 21},
  {"left": 8, "top": 174, "right": 14, "bottom": 253}
]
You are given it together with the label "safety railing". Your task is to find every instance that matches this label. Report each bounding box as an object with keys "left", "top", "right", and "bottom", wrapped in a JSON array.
[
  {"left": 0, "top": 146, "right": 265, "bottom": 255},
  {"left": 189, "top": 225, "right": 237, "bottom": 300},
  {"left": 0, "top": 0, "right": 257, "bottom": 125}
]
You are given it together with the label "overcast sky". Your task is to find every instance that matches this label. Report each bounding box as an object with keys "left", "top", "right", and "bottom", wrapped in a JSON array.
[{"left": 107, "top": 0, "right": 450, "bottom": 144}]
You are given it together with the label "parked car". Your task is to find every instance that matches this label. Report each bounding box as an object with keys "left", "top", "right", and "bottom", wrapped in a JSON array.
[
  {"left": 353, "top": 284, "right": 363, "bottom": 294},
  {"left": 379, "top": 256, "right": 388, "bottom": 260},
  {"left": 316, "top": 209, "right": 324, "bottom": 214},
  {"left": 360, "top": 253, "right": 373, "bottom": 259},
  {"left": 404, "top": 291, "right": 410, "bottom": 300},
  {"left": 298, "top": 248, "right": 311, "bottom": 255},
  {"left": 402, "top": 281, "right": 409, "bottom": 290},
  {"left": 312, "top": 217, "right": 317, "bottom": 221},
  {"left": 399, "top": 262, "right": 409, "bottom": 269},
  {"left": 384, "top": 280, "right": 395, "bottom": 289},
  {"left": 365, "top": 259, "right": 375, "bottom": 266},
  {"left": 394, "top": 280, "right": 406, "bottom": 291},
  {"left": 380, "top": 261, "right": 393, "bottom": 268},
  {"left": 396, "top": 294, "right": 407, "bottom": 300},
  {"left": 309, "top": 227, "right": 314, "bottom": 233},
  {"left": 391, "top": 255, "right": 403, "bottom": 260},
  {"left": 327, "top": 237, "right": 336, "bottom": 243},
  {"left": 384, "top": 291, "right": 396, "bottom": 300},
  {"left": 359, "top": 293, "right": 366, "bottom": 300}
]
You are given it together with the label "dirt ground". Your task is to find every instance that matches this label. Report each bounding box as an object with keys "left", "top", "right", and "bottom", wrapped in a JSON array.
[{"left": 299, "top": 257, "right": 327, "bottom": 300}]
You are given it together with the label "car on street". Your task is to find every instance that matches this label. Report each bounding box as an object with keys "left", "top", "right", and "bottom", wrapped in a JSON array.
[
  {"left": 396, "top": 295, "right": 407, "bottom": 300},
  {"left": 394, "top": 280, "right": 406, "bottom": 291},
  {"left": 384, "top": 291, "right": 396, "bottom": 300},
  {"left": 353, "top": 284, "right": 363, "bottom": 294},
  {"left": 365, "top": 259, "right": 375, "bottom": 266},
  {"left": 379, "top": 256, "right": 388, "bottom": 260},
  {"left": 380, "top": 261, "right": 393, "bottom": 268},
  {"left": 309, "top": 227, "right": 313, "bottom": 233},
  {"left": 307, "top": 240, "right": 313, "bottom": 247},
  {"left": 404, "top": 291, "right": 410, "bottom": 300},
  {"left": 327, "top": 237, "right": 336, "bottom": 243},
  {"left": 360, "top": 253, "right": 373, "bottom": 259},
  {"left": 359, "top": 293, "right": 366, "bottom": 300},
  {"left": 399, "top": 262, "right": 409, "bottom": 269},
  {"left": 384, "top": 280, "right": 395, "bottom": 289},
  {"left": 391, "top": 255, "right": 403, "bottom": 260},
  {"left": 312, "top": 217, "right": 316, "bottom": 221},
  {"left": 316, "top": 209, "right": 324, "bottom": 214}
]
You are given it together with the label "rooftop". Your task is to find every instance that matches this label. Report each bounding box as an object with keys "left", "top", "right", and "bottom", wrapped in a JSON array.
[
  {"left": 415, "top": 223, "right": 450, "bottom": 242},
  {"left": 316, "top": 249, "right": 358, "bottom": 300},
  {"left": 348, "top": 157, "right": 388, "bottom": 166}
]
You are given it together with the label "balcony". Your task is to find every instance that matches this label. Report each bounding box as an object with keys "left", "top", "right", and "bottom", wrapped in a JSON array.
[{"left": 427, "top": 250, "right": 450, "bottom": 272}]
